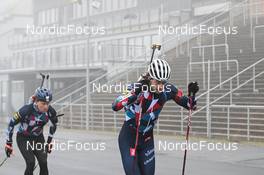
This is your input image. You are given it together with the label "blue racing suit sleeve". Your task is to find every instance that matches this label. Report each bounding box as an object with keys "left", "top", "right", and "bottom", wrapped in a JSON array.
[
  {"left": 112, "top": 83, "right": 141, "bottom": 111},
  {"left": 112, "top": 92, "right": 138, "bottom": 111},
  {"left": 6, "top": 104, "right": 31, "bottom": 143},
  {"left": 165, "top": 83, "right": 190, "bottom": 110}
]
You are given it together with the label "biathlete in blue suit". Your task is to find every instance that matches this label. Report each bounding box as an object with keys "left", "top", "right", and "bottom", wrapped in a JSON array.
[
  {"left": 5, "top": 87, "right": 58, "bottom": 175},
  {"left": 112, "top": 59, "right": 199, "bottom": 175}
]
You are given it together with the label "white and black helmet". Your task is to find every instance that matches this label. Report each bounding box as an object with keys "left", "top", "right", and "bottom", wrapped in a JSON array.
[{"left": 148, "top": 59, "right": 171, "bottom": 81}]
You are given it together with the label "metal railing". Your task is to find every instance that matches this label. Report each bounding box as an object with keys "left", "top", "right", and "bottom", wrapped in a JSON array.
[
  {"left": 183, "top": 57, "right": 264, "bottom": 137},
  {"left": 54, "top": 56, "right": 264, "bottom": 139},
  {"left": 190, "top": 43, "right": 229, "bottom": 72},
  {"left": 253, "top": 25, "right": 264, "bottom": 52},
  {"left": 53, "top": 58, "right": 264, "bottom": 140},
  {"left": 249, "top": 1, "right": 264, "bottom": 36},
  {"left": 53, "top": 78, "right": 86, "bottom": 99},
  {"left": 211, "top": 105, "right": 264, "bottom": 141},
  {"left": 187, "top": 59, "right": 239, "bottom": 90},
  {"left": 55, "top": 103, "right": 186, "bottom": 135},
  {"left": 53, "top": 65, "right": 147, "bottom": 112}
]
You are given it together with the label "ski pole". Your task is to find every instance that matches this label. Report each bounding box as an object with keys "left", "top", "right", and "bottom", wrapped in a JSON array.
[
  {"left": 131, "top": 97, "right": 143, "bottom": 175},
  {"left": 150, "top": 44, "right": 161, "bottom": 63},
  {"left": 40, "top": 73, "right": 45, "bottom": 88},
  {"left": 181, "top": 97, "right": 192, "bottom": 175},
  {"left": 57, "top": 114, "right": 64, "bottom": 117},
  {"left": 131, "top": 44, "right": 162, "bottom": 174},
  {"left": 39, "top": 73, "right": 50, "bottom": 88},
  {"left": 182, "top": 82, "right": 199, "bottom": 175},
  {"left": 0, "top": 157, "right": 8, "bottom": 167},
  {"left": 33, "top": 162, "right": 39, "bottom": 171}
]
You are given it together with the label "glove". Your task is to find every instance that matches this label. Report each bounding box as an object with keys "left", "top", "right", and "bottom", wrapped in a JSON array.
[
  {"left": 5, "top": 142, "right": 13, "bottom": 157},
  {"left": 137, "top": 72, "right": 151, "bottom": 86},
  {"left": 134, "top": 72, "right": 151, "bottom": 94},
  {"left": 188, "top": 82, "right": 199, "bottom": 96},
  {"left": 188, "top": 82, "right": 199, "bottom": 110},
  {"left": 45, "top": 143, "right": 53, "bottom": 154}
]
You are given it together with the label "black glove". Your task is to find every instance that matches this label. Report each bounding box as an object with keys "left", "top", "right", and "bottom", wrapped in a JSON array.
[
  {"left": 188, "top": 82, "right": 199, "bottom": 110},
  {"left": 134, "top": 72, "right": 151, "bottom": 94},
  {"left": 5, "top": 142, "right": 13, "bottom": 157},
  {"left": 45, "top": 143, "right": 53, "bottom": 154},
  {"left": 188, "top": 82, "right": 199, "bottom": 96},
  {"left": 137, "top": 72, "right": 151, "bottom": 86}
]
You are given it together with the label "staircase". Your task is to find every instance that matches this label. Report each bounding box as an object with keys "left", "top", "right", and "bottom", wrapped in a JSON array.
[{"left": 53, "top": 0, "right": 264, "bottom": 141}]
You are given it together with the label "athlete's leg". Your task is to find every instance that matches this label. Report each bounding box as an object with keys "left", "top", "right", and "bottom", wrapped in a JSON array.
[
  {"left": 33, "top": 135, "right": 48, "bottom": 175},
  {"left": 138, "top": 133, "right": 155, "bottom": 175},
  {"left": 118, "top": 122, "right": 141, "bottom": 175},
  {"left": 17, "top": 134, "right": 35, "bottom": 175}
]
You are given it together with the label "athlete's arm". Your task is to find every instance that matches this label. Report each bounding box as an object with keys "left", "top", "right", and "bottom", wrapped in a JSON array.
[
  {"left": 112, "top": 91, "right": 138, "bottom": 111},
  {"left": 165, "top": 83, "right": 190, "bottom": 110},
  {"left": 6, "top": 105, "right": 29, "bottom": 143},
  {"left": 47, "top": 105, "right": 58, "bottom": 144},
  {"left": 112, "top": 82, "right": 145, "bottom": 111}
]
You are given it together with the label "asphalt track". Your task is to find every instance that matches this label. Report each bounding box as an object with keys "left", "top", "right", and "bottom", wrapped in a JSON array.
[{"left": 0, "top": 127, "right": 263, "bottom": 175}]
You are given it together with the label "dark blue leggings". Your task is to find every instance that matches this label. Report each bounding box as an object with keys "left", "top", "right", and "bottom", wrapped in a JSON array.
[
  {"left": 118, "top": 122, "right": 155, "bottom": 175},
  {"left": 16, "top": 133, "right": 48, "bottom": 175}
]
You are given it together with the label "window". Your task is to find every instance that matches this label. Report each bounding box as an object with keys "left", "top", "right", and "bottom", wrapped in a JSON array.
[
  {"left": 143, "top": 36, "right": 151, "bottom": 58},
  {"left": 76, "top": 3, "right": 82, "bottom": 18},
  {"left": 133, "top": 0, "right": 138, "bottom": 7},
  {"left": 46, "top": 9, "right": 50, "bottom": 24},
  {"left": 73, "top": 3, "right": 77, "bottom": 18},
  {"left": 51, "top": 9, "right": 55, "bottom": 23},
  {"left": 82, "top": 0, "right": 87, "bottom": 16},
  {"left": 55, "top": 8, "right": 59, "bottom": 22},
  {"left": 112, "top": 0, "right": 118, "bottom": 11},
  {"left": 103, "top": 0, "right": 107, "bottom": 12},
  {"left": 128, "top": 37, "right": 135, "bottom": 57},
  {"left": 50, "top": 9, "right": 54, "bottom": 23},
  {"left": 74, "top": 45, "right": 81, "bottom": 64},
  {"left": 72, "top": 3, "right": 82, "bottom": 19},
  {"left": 67, "top": 4, "right": 73, "bottom": 19},
  {"left": 11, "top": 81, "right": 24, "bottom": 109},
  {"left": 41, "top": 11, "right": 46, "bottom": 25},
  {"left": 106, "top": 0, "right": 111, "bottom": 12},
  {"left": 60, "top": 47, "right": 67, "bottom": 66},
  {"left": 135, "top": 37, "right": 143, "bottom": 57},
  {"left": 127, "top": 0, "right": 133, "bottom": 8},
  {"left": 38, "top": 12, "right": 42, "bottom": 25},
  {"left": 66, "top": 46, "right": 71, "bottom": 65},
  {"left": 117, "top": 39, "right": 124, "bottom": 59},
  {"left": 119, "top": 0, "right": 125, "bottom": 9}
]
